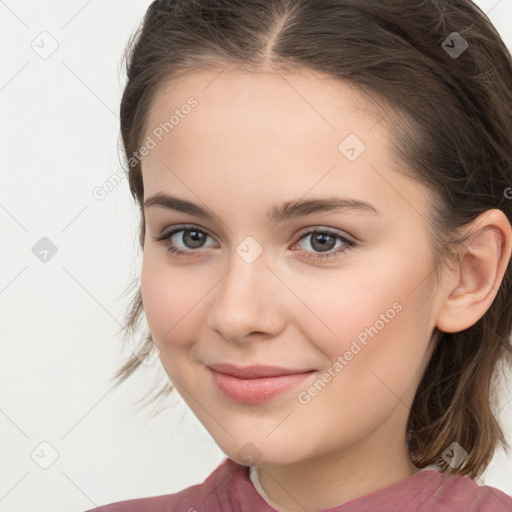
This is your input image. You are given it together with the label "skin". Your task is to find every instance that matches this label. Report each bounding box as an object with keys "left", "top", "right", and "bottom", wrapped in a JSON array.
[{"left": 139, "top": 65, "right": 512, "bottom": 512}]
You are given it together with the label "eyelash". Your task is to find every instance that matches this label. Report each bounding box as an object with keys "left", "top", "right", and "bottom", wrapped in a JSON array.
[{"left": 151, "top": 224, "right": 355, "bottom": 261}]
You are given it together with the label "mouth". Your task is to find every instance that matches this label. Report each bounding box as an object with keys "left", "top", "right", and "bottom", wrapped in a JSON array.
[{"left": 207, "top": 363, "right": 317, "bottom": 404}]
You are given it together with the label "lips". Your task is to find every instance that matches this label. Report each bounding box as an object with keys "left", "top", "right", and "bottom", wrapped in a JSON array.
[
  {"left": 206, "top": 362, "right": 317, "bottom": 404},
  {"left": 207, "top": 362, "right": 315, "bottom": 378}
]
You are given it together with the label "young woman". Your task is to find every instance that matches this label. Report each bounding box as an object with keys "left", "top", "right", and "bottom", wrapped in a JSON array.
[{"left": 87, "top": 0, "right": 512, "bottom": 510}]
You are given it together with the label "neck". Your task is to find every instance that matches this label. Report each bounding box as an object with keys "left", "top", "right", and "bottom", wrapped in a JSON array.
[{"left": 255, "top": 420, "right": 420, "bottom": 512}]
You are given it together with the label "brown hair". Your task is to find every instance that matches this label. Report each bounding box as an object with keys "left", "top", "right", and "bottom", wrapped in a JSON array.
[{"left": 112, "top": 0, "right": 512, "bottom": 479}]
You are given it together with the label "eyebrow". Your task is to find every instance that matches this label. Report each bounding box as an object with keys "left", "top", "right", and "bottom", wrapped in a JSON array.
[{"left": 143, "top": 192, "right": 381, "bottom": 223}]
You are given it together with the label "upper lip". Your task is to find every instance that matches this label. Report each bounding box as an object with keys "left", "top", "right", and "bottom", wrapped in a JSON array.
[{"left": 207, "top": 362, "right": 315, "bottom": 379}]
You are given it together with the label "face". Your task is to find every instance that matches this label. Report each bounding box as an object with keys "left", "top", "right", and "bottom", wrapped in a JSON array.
[{"left": 139, "top": 67, "right": 441, "bottom": 468}]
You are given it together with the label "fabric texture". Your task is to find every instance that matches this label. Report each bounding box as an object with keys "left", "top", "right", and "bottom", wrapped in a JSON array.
[{"left": 85, "top": 457, "right": 512, "bottom": 511}]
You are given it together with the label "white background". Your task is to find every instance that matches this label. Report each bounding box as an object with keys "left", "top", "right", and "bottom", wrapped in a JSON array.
[{"left": 1, "top": 1, "right": 511, "bottom": 511}]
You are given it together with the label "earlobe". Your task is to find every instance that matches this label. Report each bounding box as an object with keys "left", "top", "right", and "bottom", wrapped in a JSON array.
[{"left": 435, "top": 210, "right": 512, "bottom": 334}]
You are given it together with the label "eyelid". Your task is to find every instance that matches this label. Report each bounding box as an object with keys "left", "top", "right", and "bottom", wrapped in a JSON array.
[
  {"left": 153, "top": 224, "right": 356, "bottom": 267},
  {"left": 295, "top": 226, "right": 354, "bottom": 242},
  {"left": 156, "top": 224, "right": 218, "bottom": 242},
  {"left": 155, "top": 224, "right": 354, "bottom": 246}
]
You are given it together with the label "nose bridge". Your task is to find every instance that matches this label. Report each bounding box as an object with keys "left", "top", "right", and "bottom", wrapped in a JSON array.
[
  {"left": 219, "top": 242, "right": 268, "bottom": 313},
  {"left": 208, "top": 238, "right": 280, "bottom": 339}
]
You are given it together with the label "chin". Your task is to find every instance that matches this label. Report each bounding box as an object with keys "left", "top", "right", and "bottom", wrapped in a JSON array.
[{"left": 217, "top": 436, "right": 309, "bottom": 467}]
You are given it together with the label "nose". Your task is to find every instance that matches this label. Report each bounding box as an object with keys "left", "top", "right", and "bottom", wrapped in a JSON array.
[{"left": 206, "top": 246, "right": 285, "bottom": 344}]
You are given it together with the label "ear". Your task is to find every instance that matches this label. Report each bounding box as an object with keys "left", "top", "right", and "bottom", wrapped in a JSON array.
[{"left": 436, "top": 209, "right": 512, "bottom": 334}]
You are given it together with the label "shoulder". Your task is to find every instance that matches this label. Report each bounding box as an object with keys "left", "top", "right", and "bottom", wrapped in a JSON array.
[
  {"left": 83, "top": 457, "right": 269, "bottom": 512},
  {"left": 406, "top": 470, "right": 512, "bottom": 512},
  {"left": 336, "top": 470, "right": 512, "bottom": 512}
]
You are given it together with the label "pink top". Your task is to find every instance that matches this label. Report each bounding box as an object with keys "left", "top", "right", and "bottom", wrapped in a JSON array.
[{"left": 85, "top": 457, "right": 512, "bottom": 511}]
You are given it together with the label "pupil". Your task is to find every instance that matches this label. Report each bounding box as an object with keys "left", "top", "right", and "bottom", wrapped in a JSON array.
[
  {"left": 184, "top": 230, "right": 205, "bottom": 248},
  {"left": 312, "top": 233, "right": 335, "bottom": 252}
]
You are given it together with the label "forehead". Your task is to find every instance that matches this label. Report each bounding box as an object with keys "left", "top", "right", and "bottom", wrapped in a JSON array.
[
  {"left": 145, "top": 66, "right": 382, "bottom": 142},
  {"left": 143, "top": 67, "right": 388, "bottom": 178},
  {"left": 140, "top": 67, "right": 430, "bottom": 225}
]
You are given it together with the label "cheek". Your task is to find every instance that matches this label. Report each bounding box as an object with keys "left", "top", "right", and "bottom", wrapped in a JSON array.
[
  {"left": 140, "top": 256, "right": 208, "bottom": 351},
  {"left": 295, "top": 255, "right": 431, "bottom": 385},
  {"left": 295, "top": 284, "right": 430, "bottom": 444},
  {"left": 289, "top": 262, "right": 408, "bottom": 348}
]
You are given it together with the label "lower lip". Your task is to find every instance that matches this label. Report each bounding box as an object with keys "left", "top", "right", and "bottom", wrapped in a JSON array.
[{"left": 208, "top": 368, "right": 316, "bottom": 404}]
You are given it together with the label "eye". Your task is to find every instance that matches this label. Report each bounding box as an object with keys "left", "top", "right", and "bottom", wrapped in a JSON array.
[
  {"left": 151, "top": 225, "right": 217, "bottom": 257},
  {"left": 151, "top": 225, "right": 355, "bottom": 261},
  {"left": 291, "top": 228, "right": 354, "bottom": 260}
]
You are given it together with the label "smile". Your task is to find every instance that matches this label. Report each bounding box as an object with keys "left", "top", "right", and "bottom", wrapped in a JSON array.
[{"left": 208, "top": 368, "right": 317, "bottom": 404}]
